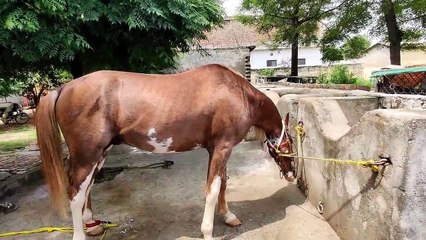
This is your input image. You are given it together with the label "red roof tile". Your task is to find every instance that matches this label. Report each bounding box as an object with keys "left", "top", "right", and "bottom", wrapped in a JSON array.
[{"left": 199, "top": 18, "right": 269, "bottom": 49}]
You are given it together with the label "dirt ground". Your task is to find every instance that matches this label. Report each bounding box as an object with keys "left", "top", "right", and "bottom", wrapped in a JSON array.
[{"left": 0, "top": 142, "right": 340, "bottom": 240}]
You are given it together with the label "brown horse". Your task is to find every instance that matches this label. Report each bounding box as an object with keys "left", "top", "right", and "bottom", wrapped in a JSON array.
[{"left": 35, "top": 64, "right": 294, "bottom": 240}]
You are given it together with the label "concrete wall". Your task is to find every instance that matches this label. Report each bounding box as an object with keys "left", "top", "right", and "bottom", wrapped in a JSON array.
[
  {"left": 259, "top": 86, "right": 426, "bottom": 240},
  {"left": 178, "top": 48, "right": 250, "bottom": 74}
]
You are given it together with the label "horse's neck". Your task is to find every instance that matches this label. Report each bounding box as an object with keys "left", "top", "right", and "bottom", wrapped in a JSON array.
[{"left": 255, "top": 96, "right": 282, "bottom": 140}]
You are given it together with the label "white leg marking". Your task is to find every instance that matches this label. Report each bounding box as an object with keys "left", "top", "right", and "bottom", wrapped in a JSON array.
[
  {"left": 201, "top": 176, "right": 221, "bottom": 240},
  {"left": 70, "top": 165, "right": 97, "bottom": 240},
  {"left": 97, "top": 157, "right": 106, "bottom": 171},
  {"left": 224, "top": 211, "right": 238, "bottom": 223},
  {"left": 222, "top": 202, "right": 237, "bottom": 224},
  {"left": 82, "top": 157, "right": 106, "bottom": 225},
  {"left": 82, "top": 208, "right": 93, "bottom": 223},
  {"left": 147, "top": 128, "right": 174, "bottom": 153}
]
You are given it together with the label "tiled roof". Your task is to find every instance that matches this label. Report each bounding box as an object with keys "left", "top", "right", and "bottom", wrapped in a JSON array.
[{"left": 199, "top": 18, "right": 269, "bottom": 49}]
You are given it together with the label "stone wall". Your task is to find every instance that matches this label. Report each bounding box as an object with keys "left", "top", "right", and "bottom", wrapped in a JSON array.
[
  {"left": 177, "top": 48, "right": 250, "bottom": 75},
  {"left": 257, "top": 86, "right": 426, "bottom": 240}
]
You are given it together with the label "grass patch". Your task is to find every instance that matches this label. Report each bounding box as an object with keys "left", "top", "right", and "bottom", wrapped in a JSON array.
[{"left": 0, "top": 125, "right": 36, "bottom": 152}]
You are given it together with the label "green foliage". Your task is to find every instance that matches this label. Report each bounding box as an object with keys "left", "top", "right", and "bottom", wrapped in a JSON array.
[
  {"left": 342, "top": 36, "right": 370, "bottom": 59},
  {"left": 238, "top": 0, "right": 344, "bottom": 75},
  {"left": 0, "top": 78, "right": 21, "bottom": 98},
  {"left": 258, "top": 68, "right": 277, "bottom": 76},
  {"left": 321, "top": 0, "right": 425, "bottom": 60},
  {"left": 321, "top": 35, "right": 370, "bottom": 62},
  {"left": 0, "top": 0, "right": 224, "bottom": 97},
  {"left": 329, "top": 66, "right": 357, "bottom": 84},
  {"left": 320, "top": 45, "right": 345, "bottom": 62},
  {"left": 318, "top": 65, "right": 358, "bottom": 84},
  {"left": 355, "top": 78, "right": 372, "bottom": 88}
]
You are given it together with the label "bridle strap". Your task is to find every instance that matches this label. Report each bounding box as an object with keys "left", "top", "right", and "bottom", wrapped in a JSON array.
[{"left": 276, "top": 120, "right": 286, "bottom": 147}]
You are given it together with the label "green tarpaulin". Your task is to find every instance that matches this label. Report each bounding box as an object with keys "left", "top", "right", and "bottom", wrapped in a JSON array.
[{"left": 371, "top": 66, "right": 426, "bottom": 77}]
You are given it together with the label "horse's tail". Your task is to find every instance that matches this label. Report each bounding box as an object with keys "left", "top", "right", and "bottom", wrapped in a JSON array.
[{"left": 35, "top": 88, "right": 69, "bottom": 218}]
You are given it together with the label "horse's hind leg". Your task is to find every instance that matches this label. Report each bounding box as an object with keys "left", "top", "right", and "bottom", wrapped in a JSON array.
[
  {"left": 68, "top": 151, "right": 105, "bottom": 240},
  {"left": 82, "top": 156, "right": 107, "bottom": 236},
  {"left": 218, "top": 167, "right": 241, "bottom": 227}
]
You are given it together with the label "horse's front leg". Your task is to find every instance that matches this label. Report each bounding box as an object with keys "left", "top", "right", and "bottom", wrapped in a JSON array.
[
  {"left": 218, "top": 168, "right": 241, "bottom": 227},
  {"left": 201, "top": 145, "right": 232, "bottom": 240}
]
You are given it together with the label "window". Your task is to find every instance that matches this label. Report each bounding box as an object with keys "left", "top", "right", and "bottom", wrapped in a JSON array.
[
  {"left": 298, "top": 58, "right": 306, "bottom": 66},
  {"left": 266, "top": 60, "right": 277, "bottom": 67}
]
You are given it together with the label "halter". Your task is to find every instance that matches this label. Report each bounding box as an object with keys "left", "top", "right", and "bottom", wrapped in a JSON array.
[
  {"left": 276, "top": 120, "right": 286, "bottom": 147},
  {"left": 265, "top": 120, "right": 294, "bottom": 179},
  {"left": 266, "top": 120, "right": 287, "bottom": 149}
]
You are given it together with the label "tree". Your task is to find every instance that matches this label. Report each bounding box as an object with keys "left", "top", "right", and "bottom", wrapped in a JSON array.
[
  {"left": 322, "top": 0, "right": 426, "bottom": 65},
  {"left": 0, "top": 78, "right": 21, "bottom": 99},
  {"left": 321, "top": 35, "right": 370, "bottom": 62},
  {"left": 0, "top": 0, "right": 223, "bottom": 99},
  {"left": 238, "top": 0, "right": 345, "bottom": 76}
]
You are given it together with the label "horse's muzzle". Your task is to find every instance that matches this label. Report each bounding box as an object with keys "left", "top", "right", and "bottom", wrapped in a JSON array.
[{"left": 284, "top": 171, "right": 295, "bottom": 182}]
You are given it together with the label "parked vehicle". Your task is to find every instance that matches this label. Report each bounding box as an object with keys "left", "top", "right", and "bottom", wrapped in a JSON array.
[{"left": 0, "top": 103, "right": 30, "bottom": 124}]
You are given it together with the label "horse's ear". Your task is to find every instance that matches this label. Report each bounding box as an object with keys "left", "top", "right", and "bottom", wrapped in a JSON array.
[{"left": 283, "top": 113, "right": 289, "bottom": 128}]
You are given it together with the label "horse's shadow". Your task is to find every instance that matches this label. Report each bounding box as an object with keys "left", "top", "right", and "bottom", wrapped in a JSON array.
[
  {"left": 104, "top": 183, "right": 305, "bottom": 240},
  {"left": 212, "top": 185, "right": 305, "bottom": 240}
]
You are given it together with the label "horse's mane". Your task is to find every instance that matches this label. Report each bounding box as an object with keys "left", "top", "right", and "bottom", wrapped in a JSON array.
[{"left": 206, "top": 64, "right": 271, "bottom": 147}]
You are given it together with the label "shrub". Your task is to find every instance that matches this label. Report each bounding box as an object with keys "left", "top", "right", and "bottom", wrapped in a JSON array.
[
  {"left": 258, "top": 68, "right": 277, "bottom": 76},
  {"left": 328, "top": 65, "right": 357, "bottom": 84},
  {"left": 355, "top": 78, "right": 373, "bottom": 87},
  {"left": 318, "top": 65, "right": 368, "bottom": 85},
  {"left": 317, "top": 71, "right": 330, "bottom": 84}
]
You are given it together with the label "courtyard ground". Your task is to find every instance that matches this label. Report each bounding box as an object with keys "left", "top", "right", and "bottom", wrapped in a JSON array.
[{"left": 0, "top": 142, "right": 339, "bottom": 240}]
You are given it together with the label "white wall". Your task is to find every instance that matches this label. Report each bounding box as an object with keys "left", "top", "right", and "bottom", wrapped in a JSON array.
[{"left": 250, "top": 46, "right": 323, "bottom": 69}]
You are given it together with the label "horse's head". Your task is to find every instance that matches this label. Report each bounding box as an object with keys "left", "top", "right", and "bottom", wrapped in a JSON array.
[{"left": 266, "top": 113, "right": 295, "bottom": 182}]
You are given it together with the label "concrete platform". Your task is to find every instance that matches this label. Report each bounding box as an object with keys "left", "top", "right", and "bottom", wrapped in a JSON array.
[{"left": 0, "top": 142, "right": 340, "bottom": 240}]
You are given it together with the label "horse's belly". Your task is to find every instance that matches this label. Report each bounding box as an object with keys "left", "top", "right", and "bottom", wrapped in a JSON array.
[{"left": 123, "top": 127, "right": 204, "bottom": 154}]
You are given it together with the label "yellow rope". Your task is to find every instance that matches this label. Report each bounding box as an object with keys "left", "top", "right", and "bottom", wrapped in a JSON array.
[
  {"left": 0, "top": 223, "right": 118, "bottom": 238},
  {"left": 276, "top": 125, "right": 380, "bottom": 172}
]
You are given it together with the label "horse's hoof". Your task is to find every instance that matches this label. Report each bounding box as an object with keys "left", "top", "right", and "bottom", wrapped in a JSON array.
[
  {"left": 225, "top": 218, "right": 242, "bottom": 227},
  {"left": 86, "top": 225, "right": 105, "bottom": 236}
]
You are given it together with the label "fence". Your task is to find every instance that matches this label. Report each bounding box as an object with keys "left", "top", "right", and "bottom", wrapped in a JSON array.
[{"left": 372, "top": 67, "right": 426, "bottom": 95}]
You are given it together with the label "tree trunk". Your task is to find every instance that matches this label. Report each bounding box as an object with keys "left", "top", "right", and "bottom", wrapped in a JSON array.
[
  {"left": 30, "top": 87, "right": 39, "bottom": 107},
  {"left": 291, "top": 33, "right": 299, "bottom": 76},
  {"left": 71, "top": 56, "right": 84, "bottom": 78},
  {"left": 382, "top": 0, "right": 402, "bottom": 65}
]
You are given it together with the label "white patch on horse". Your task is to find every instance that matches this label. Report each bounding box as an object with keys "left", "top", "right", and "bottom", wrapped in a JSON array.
[
  {"left": 70, "top": 165, "right": 97, "bottom": 240},
  {"left": 201, "top": 176, "right": 221, "bottom": 240},
  {"left": 147, "top": 128, "right": 174, "bottom": 153},
  {"left": 191, "top": 144, "right": 202, "bottom": 150}
]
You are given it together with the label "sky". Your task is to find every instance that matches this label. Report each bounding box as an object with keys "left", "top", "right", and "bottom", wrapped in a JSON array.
[{"left": 222, "top": 0, "right": 242, "bottom": 16}]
